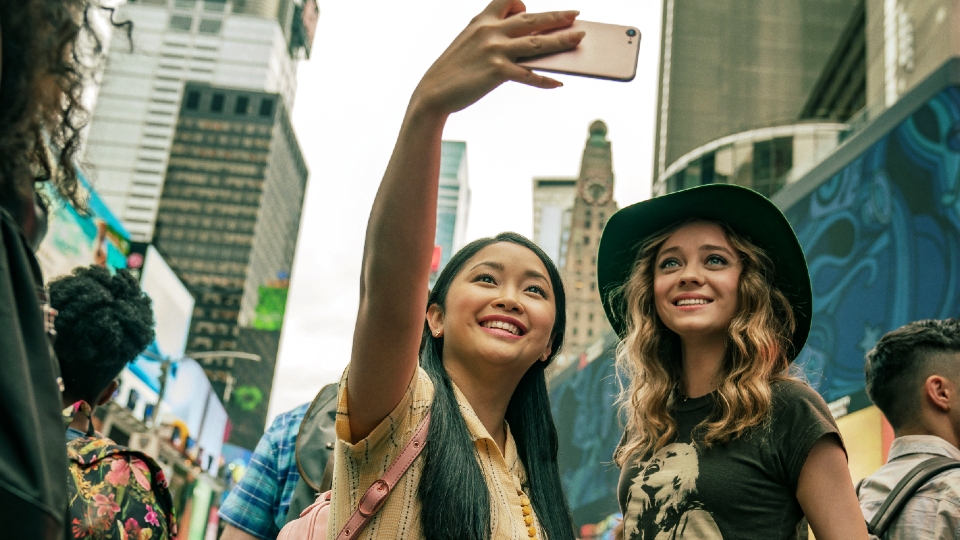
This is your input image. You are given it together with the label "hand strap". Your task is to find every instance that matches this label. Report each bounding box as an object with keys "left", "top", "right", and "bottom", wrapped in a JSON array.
[
  {"left": 335, "top": 411, "right": 431, "bottom": 540},
  {"left": 869, "top": 455, "right": 960, "bottom": 536}
]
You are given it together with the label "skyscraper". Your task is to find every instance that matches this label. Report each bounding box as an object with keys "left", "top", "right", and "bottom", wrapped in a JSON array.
[
  {"left": 653, "top": 0, "right": 859, "bottom": 196},
  {"left": 532, "top": 177, "right": 577, "bottom": 267},
  {"left": 430, "top": 141, "right": 470, "bottom": 287},
  {"left": 561, "top": 121, "right": 618, "bottom": 354},
  {"left": 83, "top": 0, "right": 315, "bottom": 242},
  {"left": 151, "top": 82, "right": 307, "bottom": 448}
]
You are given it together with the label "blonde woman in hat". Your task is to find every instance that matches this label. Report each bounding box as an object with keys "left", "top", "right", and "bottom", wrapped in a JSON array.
[{"left": 597, "top": 185, "right": 867, "bottom": 540}]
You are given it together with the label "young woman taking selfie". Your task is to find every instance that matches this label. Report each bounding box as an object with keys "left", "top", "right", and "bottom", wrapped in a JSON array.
[
  {"left": 598, "top": 185, "right": 868, "bottom": 540},
  {"left": 324, "top": 1, "right": 582, "bottom": 538}
]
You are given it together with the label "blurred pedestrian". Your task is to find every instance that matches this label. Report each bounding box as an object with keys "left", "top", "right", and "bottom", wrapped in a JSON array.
[
  {"left": 50, "top": 266, "right": 177, "bottom": 539},
  {"left": 0, "top": 1, "right": 103, "bottom": 537},
  {"left": 318, "top": 1, "right": 582, "bottom": 538},
  {"left": 858, "top": 318, "right": 960, "bottom": 539},
  {"left": 219, "top": 383, "right": 337, "bottom": 540},
  {"left": 598, "top": 185, "right": 868, "bottom": 539}
]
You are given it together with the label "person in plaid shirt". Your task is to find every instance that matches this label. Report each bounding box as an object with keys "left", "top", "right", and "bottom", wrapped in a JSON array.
[{"left": 219, "top": 403, "right": 309, "bottom": 540}]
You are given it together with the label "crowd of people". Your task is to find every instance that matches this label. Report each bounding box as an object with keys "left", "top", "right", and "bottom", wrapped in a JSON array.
[{"left": 1, "top": 0, "right": 957, "bottom": 539}]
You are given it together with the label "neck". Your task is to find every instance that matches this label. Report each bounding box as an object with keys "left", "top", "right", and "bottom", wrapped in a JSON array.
[
  {"left": 897, "top": 415, "right": 960, "bottom": 450},
  {"left": 63, "top": 396, "right": 93, "bottom": 433},
  {"left": 443, "top": 359, "right": 523, "bottom": 455},
  {"left": 679, "top": 335, "right": 726, "bottom": 398}
]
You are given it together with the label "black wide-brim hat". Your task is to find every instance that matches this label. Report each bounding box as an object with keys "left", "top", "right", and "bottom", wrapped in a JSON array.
[{"left": 597, "top": 184, "right": 812, "bottom": 360}]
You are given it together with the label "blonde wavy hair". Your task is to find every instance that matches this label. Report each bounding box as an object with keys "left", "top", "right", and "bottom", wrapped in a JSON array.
[{"left": 613, "top": 219, "right": 797, "bottom": 466}]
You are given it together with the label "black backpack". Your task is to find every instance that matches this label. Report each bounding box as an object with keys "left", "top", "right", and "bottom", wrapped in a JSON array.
[
  {"left": 857, "top": 455, "right": 960, "bottom": 539},
  {"left": 284, "top": 383, "right": 338, "bottom": 524}
]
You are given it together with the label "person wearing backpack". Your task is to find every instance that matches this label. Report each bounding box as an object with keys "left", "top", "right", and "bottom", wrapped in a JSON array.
[
  {"left": 50, "top": 266, "right": 177, "bottom": 539},
  {"left": 858, "top": 318, "right": 960, "bottom": 539},
  {"left": 219, "top": 383, "right": 337, "bottom": 540}
]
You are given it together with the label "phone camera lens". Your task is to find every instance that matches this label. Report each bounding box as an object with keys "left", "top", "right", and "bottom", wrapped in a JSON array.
[{"left": 626, "top": 29, "right": 637, "bottom": 37}]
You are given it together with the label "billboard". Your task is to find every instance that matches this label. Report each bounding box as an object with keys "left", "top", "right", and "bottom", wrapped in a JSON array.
[
  {"left": 138, "top": 244, "right": 195, "bottom": 359},
  {"left": 779, "top": 62, "right": 960, "bottom": 402},
  {"left": 36, "top": 169, "right": 130, "bottom": 279}
]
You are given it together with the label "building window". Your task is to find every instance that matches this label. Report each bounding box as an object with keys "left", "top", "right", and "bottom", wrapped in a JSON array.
[
  {"left": 198, "top": 19, "right": 222, "bottom": 34},
  {"left": 259, "top": 98, "right": 275, "bottom": 118},
  {"left": 589, "top": 313, "right": 594, "bottom": 321},
  {"left": 184, "top": 91, "right": 201, "bottom": 110},
  {"left": 583, "top": 235, "right": 589, "bottom": 246},
  {"left": 588, "top": 328, "right": 594, "bottom": 337},
  {"left": 584, "top": 219, "right": 591, "bottom": 228},
  {"left": 174, "top": 0, "right": 196, "bottom": 8},
  {"left": 204, "top": 0, "right": 226, "bottom": 11},
  {"left": 211, "top": 93, "right": 224, "bottom": 113},
  {"left": 235, "top": 96, "right": 249, "bottom": 115},
  {"left": 169, "top": 15, "right": 193, "bottom": 31}
]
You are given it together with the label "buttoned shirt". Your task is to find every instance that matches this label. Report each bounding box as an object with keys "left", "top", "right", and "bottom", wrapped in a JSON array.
[
  {"left": 858, "top": 435, "right": 960, "bottom": 540},
  {"left": 219, "top": 402, "right": 309, "bottom": 540},
  {"left": 328, "top": 366, "right": 544, "bottom": 539}
]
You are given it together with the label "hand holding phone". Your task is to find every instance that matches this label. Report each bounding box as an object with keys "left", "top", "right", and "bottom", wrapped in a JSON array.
[{"left": 518, "top": 20, "right": 641, "bottom": 82}]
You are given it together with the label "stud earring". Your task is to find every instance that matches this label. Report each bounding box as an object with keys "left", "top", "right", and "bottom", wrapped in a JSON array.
[{"left": 434, "top": 330, "right": 442, "bottom": 337}]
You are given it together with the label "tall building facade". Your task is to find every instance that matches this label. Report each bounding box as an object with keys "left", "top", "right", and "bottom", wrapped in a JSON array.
[
  {"left": 84, "top": 0, "right": 315, "bottom": 241},
  {"left": 532, "top": 177, "right": 577, "bottom": 266},
  {"left": 561, "top": 121, "right": 618, "bottom": 354},
  {"left": 152, "top": 82, "right": 307, "bottom": 448},
  {"left": 653, "top": 0, "right": 860, "bottom": 196},
  {"left": 430, "top": 141, "right": 470, "bottom": 287}
]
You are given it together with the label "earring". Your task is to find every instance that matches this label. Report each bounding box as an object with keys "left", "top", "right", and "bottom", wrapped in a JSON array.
[{"left": 434, "top": 330, "right": 442, "bottom": 337}]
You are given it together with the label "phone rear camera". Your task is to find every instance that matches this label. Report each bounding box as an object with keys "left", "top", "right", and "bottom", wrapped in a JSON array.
[{"left": 626, "top": 29, "right": 637, "bottom": 37}]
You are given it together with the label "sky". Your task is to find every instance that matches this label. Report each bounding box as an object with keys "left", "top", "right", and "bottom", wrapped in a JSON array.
[{"left": 268, "top": 0, "right": 664, "bottom": 420}]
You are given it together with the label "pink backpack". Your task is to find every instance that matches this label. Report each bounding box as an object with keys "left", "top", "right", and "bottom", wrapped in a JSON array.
[{"left": 278, "top": 412, "right": 430, "bottom": 540}]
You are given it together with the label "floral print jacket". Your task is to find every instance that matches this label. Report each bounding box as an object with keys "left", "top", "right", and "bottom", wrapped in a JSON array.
[{"left": 67, "top": 428, "right": 178, "bottom": 539}]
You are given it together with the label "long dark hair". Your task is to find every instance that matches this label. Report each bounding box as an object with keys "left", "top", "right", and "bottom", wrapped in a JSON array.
[{"left": 417, "top": 232, "right": 574, "bottom": 540}]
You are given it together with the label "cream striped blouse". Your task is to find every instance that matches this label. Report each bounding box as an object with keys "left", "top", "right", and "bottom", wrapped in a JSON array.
[{"left": 326, "top": 366, "right": 545, "bottom": 539}]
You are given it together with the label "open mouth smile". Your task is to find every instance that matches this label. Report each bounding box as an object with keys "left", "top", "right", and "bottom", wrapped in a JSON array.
[
  {"left": 478, "top": 316, "right": 527, "bottom": 337},
  {"left": 674, "top": 298, "right": 711, "bottom": 306}
]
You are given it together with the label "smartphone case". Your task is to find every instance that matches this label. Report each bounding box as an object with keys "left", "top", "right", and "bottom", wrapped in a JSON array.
[{"left": 518, "top": 20, "right": 641, "bottom": 82}]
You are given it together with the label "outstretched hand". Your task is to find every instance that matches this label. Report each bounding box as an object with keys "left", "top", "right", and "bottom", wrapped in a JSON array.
[{"left": 411, "top": 0, "right": 583, "bottom": 117}]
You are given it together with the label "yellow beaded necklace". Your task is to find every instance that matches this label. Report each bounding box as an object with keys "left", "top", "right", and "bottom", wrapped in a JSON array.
[{"left": 517, "top": 487, "right": 537, "bottom": 538}]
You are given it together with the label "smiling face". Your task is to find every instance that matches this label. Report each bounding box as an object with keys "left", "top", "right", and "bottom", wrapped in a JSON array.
[
  {"left": 653, "top": 221, "right": 742, "bottom": 343},
  {"left": 428, "top": 242, "right": 557, "bottom": 376}
]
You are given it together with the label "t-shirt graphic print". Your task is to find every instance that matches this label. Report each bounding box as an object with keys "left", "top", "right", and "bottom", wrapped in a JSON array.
[
  {"left": 622, "top": 442, "right": 722, "bottom": 540},
  {"left": 617, "top": 380, "right": 840, "bottom": 540}
]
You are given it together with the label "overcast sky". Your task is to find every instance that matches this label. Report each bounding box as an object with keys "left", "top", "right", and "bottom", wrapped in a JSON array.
[{"left": 268, "top": 0, "right": 664, "bottom": 420}]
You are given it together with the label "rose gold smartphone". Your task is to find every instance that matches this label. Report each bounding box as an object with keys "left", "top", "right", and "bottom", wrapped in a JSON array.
[{"left": 518, "top": 20, "right": 641, "bottom": 82}]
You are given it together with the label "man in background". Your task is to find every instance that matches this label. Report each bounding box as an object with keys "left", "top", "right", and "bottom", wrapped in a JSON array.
[{"left": 859, "top": 318, "right": 960, "bottom": 538}]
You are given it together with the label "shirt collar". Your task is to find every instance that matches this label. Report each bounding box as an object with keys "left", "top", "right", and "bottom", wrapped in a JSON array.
[
  {"left": 449, "top": 378, "right": 520, "bottom": 472},
  {"left": 888, "top": 435, "right": 960, "bottom": 462}
]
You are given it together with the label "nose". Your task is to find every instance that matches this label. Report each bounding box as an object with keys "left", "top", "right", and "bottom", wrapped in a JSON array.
[
  {"left": 678, "top": 264, "right": 704, "bottom": 287},
  {"left": 494, "top": 288, "right": 524, "bottom": 312}
]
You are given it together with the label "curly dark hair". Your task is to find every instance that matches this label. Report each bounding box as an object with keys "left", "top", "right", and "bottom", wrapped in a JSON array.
[
  {"left": 865, "top": 318, "right": 960, "bottom": 429},
  {"left": 49, "top": 266, "right": 155, "bottom": 403},
  {"left": 0, "top": 0, "right": 104, "bottom": 225}
]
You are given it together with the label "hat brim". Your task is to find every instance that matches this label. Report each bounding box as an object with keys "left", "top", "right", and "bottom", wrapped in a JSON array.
[{"left": 597, "top": 184, "right": 811, "bottom": 360}]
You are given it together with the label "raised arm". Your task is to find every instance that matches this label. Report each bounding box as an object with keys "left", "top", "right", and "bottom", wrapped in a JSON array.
[{"left": 347, "top": 0, "right": 583, "bottom": 442}]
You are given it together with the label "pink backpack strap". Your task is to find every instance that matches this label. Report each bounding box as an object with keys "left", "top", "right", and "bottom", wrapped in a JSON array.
[{"left": 334, "top": 411, "right": 431, "bottom": 540}]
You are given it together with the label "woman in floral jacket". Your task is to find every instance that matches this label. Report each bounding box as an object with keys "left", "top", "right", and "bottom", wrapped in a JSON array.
[{"left": 51, "top": 267, "right": 177, "bottom": 539}]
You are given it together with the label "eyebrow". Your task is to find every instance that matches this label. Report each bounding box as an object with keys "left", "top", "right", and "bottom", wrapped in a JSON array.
[
  {"left": 468, "top": 261, "right": 551, "bottom": 285},
  {"left": 469, "top": 261, "right": 504, "bottom": 273},
  {"left": 657, "top": 244, "right": 737, "bottom": 259}
]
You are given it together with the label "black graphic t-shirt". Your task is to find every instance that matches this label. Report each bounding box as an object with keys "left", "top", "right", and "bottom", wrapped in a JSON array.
[{"left": 617, "top": 379, "right": 839, "bottom": 540}]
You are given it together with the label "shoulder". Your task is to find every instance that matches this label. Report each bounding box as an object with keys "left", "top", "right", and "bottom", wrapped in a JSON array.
[
  {"left": 266, "top": 402, "right": 311, "bottom": 440},
  {"left": 770, "top": 378, "right": 835, "bottom": 425}
]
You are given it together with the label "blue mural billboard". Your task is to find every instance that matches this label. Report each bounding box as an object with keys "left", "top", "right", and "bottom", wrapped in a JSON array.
[
  {"left": 550, "top": 346, "right": 623, "bottom": 533},
  {"left": 784, "top": 85, "right": 960, "bottom": 402}
]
